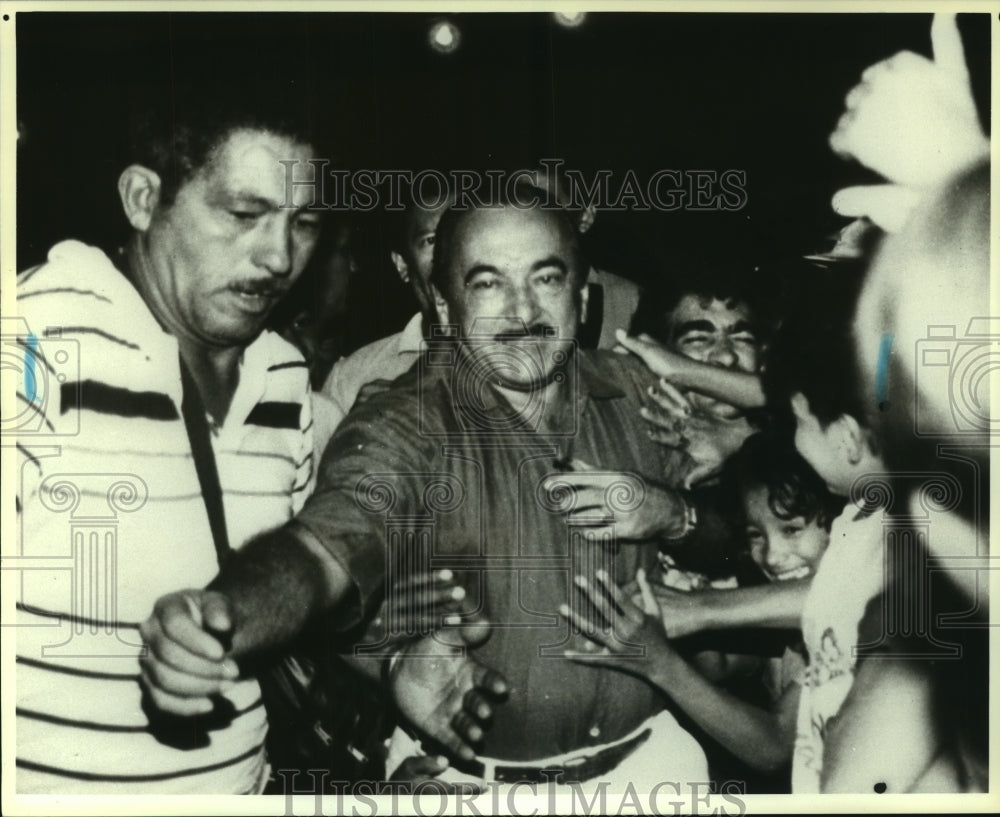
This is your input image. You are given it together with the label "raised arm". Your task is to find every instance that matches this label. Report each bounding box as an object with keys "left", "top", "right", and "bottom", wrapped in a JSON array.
[
  {"left": 615, "top": 329, "right": 765, "bottom": 409},
  {"left": 138, "top": 525, "right": 352, "bottom": 716},
  {"left": 562, "top": 570, "right": 799, "bottom": 773},
  {"left": 647, "top": 578, "right": 811, "bottom": 639}
]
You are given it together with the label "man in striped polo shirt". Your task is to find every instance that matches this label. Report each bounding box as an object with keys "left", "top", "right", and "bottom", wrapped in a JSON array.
[{"left": 14, "top": 87, "right": 324, "bottom": 793}]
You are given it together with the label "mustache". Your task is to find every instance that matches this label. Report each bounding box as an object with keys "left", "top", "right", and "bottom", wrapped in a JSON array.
[
  {"left": 492, "top": 324, "right": 558, "bottom": 342},
  {"left": 230, "top": 280, "right": 287, "bottom": 297}
]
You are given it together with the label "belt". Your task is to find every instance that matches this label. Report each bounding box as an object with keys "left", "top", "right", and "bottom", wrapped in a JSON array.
[{"left": 457, "top": 727, "right": 652, "bottom": 785}]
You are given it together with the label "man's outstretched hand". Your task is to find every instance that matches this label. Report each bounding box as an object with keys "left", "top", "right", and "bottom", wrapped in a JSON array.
[
  {"left": 387, "top": 620, "right": 508, "bottom": 764},
  {"left": 139, "top": 589, "right": 241, "bottom": 716}
]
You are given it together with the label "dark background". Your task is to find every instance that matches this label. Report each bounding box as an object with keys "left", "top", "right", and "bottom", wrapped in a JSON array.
[{"left": 16, "top": 11, "right": 991, "bottom": 347}]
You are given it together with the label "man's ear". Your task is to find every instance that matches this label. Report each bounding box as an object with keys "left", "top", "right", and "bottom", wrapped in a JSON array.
[
  {"left": 577, "top": 204, "right": 597, "bottom": 235},
  {"left": 431, "top": 283, "right": 450, "bottom": 325},
  {"left": 578, "top": 280, "right": 590, "bottom": 328},
  {"left": 835, "top": 413, "right": 868, "bottom": 466},
  {"left": 118, "top": 165, "right": 162, "bottom": 232},
  {"left": 390, "top": 251, "right": 410, "bottom": 283}
]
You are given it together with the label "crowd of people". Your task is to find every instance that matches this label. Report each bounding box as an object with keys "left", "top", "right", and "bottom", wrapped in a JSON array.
[{"left": 14, "top": 12, "right": 990, "bottom": 800}]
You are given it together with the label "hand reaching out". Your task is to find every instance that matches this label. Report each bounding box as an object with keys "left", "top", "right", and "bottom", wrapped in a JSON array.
[
  {"left": 642, "top": 379, "right": 753, "bottom": 488},
  {"left": 830, "top": 13, "right": 988, "bottom": 230},
  {"left": 374, "top": 568, "right": 491, "bottom": 651},
  {"left": 614, "top": 330, "right": 693, "bottom": 381},
  {"left": 376, "top": 569, "right": 505, "bottom": 763},
  {"left": 643, "top": 581, "right": 718, "bottom": 640},
  {"left": 387, "top": 624, "right": 508, "bottom": 763},
  {"left": 540, "top": 457, "right": 688, "bottom": 540},
  {"left": 560, "top": 569, "right": 674, "bottom": 681}
]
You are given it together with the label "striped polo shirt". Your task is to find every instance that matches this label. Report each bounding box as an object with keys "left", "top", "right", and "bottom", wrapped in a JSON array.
[{"left": 14, "top": 240, "right": 315, "bottom": 793}]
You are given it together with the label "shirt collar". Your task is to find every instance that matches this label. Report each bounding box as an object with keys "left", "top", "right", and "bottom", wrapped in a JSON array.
[{"left": 399, "top": 312, "right": 425, "bottom": 355}]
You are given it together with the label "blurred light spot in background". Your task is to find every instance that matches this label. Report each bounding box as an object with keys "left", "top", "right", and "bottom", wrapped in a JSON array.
[
  {"left": 429, "top": 20, "right": 460, "bottom": 53},
  {"left": 553, "top": 11, "right": 586, "bottom": 28}
]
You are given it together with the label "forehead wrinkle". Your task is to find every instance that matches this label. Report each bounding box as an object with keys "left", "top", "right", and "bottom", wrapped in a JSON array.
[{"left": 197, "top": 130, "right": 315, "bottom": 207}]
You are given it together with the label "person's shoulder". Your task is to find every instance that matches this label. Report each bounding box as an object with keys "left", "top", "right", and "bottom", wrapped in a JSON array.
[
  {"left": 336, "top": 357, "right": 425, "bottom": 419},
  {"left": 582, "top": 348, "right": 656, "bottom": 396},
  {"left": 17, "top": 241, "right": 146, "bottom": 337},
  {"left": 18, "top": 241, "right": 120, "bottom": 299},
  {"left": 320, "top": 326, "right": 413, "bottom": 408},
  {"left": 253, "top": 329, "right": 311, "bottom": 394}
]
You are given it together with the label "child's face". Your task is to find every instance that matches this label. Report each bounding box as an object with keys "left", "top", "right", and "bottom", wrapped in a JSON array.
[{"left": 742, "top": 484, "right": 830, "bottom": 582}]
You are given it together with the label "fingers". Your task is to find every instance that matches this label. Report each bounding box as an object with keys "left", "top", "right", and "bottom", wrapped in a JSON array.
[
  {"left": 387, "top": 569, "right": 490, "bottom": 639},
  {"left": 141, "top": 652, "right": 234, "bottom": 698},
  {"left": 593, "top": 570, "right": 644, "bottom": 624},
  {"left": 564, "top": 649, "right": 617, "bottom": 668},
  {"left": 831, "top": 184, "right": 921, "bottom": 233},
  {"left": 641, "top": 381, "right": 692, "bottom": 438},
  {"left": 139, "top": 667, "right": 215, "bottom": 717},
  {"left": 931, "top": 13, "right": 969, "bottom": 84},
  {"left": 683, "top": 459, "right": 723, "bottom": 490},
  {"left": 563, "top": 571, "right": 643, "bottom": 633},
  {"left": 462, "top": 688, "right": 495, "bottom": 722},
  {"left": 138, "top": 591, "right": 239, "bottom": 718},
  {"left": 388, "top": 755, "right": 484, "bottom": 794},
  {"left": 613, "top": 328, "right": 642, "bottom": 352},
  {"left": 613, "top": 329, "right": 675, "bottom": 378},
  {"left": 449, "top": 703, "right": 489, "bottom": 756},
  {"left": 636, "top": 567, "right": 660, "bottom": 617},
  {"left": 645, "top": 426, "right": 685, "bottom": 448},
  {"left": 388, "top": 579, "right": 467, "bottom": 629},
  {"left": 390, "top": 754, "right": 450, "bottom": 783},
  {"left": 142, "top": 622, "right": 238, "bottom": 681},
  {"left": 558, "top": 602, "right": 615, "bottom": 651},
  {"left": 470, "top": 663, "right": 509, "bottom": 699},
  {"left": 542, "top": 476, "right": 612, "bottom": 514},
  {"left": 199, "top": 593, "right": 234, "bottom": 643},
  {"left": 148, "top": 592, "right": 230, "bottom": 662},
  {"left": 651, "top": 378, "right": 692, "bottom": 413}
]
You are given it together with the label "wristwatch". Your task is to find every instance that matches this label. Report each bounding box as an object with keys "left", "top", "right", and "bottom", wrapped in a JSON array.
[{"left": 665, "top": 490, "right": 698, "bottom": 539}]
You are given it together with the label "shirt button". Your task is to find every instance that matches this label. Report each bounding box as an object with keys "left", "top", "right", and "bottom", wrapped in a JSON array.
[{"left": 589, "top": 725, "right": 601, "bottom": 739}]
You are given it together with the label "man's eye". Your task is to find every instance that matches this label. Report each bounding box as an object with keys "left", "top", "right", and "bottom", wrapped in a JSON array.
[
  {"left": 419, "top": 236, "right": 435, "bottom": 249},
  {"left": 469, "top": 277, "right": 499, "bottom": 291},
  {"left": 782, "top": 524, "right": 804, "bottom": 537},
  {"left": 680, "top": 334, "right": 711, "bottom": 346},
  {"left": 231, "top": 211, "right": 260, "bottom": 222},
  {"left": 535, "top": 271, "right": 567, "bottom": 287},
  {"left": 732, "top": 333, "right": 759, "bottom": 346},
  {"left": 295, "top": 216, "right": 322, "bottom": 233}
]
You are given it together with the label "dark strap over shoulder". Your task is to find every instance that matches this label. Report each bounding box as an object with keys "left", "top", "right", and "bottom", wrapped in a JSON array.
[{"left": 178, "top": 354, "right": 232, "bottom": 568}]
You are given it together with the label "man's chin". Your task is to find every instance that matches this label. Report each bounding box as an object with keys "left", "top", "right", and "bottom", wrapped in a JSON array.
[{"left": 201, "top": 315, "right": 269, "bottom": 349}]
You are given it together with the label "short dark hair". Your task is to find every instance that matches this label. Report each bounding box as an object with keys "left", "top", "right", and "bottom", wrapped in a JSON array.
[
  {"left": 763, "top": 267, "right": 869, "bottom": 428},
  {"left": 727, "top": 431, "right": 845, "bottom": 532},
  {"left": 126, "top": 80, "right": 317, "bottom": 206},
  {"left": 387, "top": 180, "right": 457, "bottom": 257},
  {"left": 429, "top": 182, "right": 589, "bottom": 298},
  {"left": 629, "top": 255, "right": 774, "bottom": 345}
]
